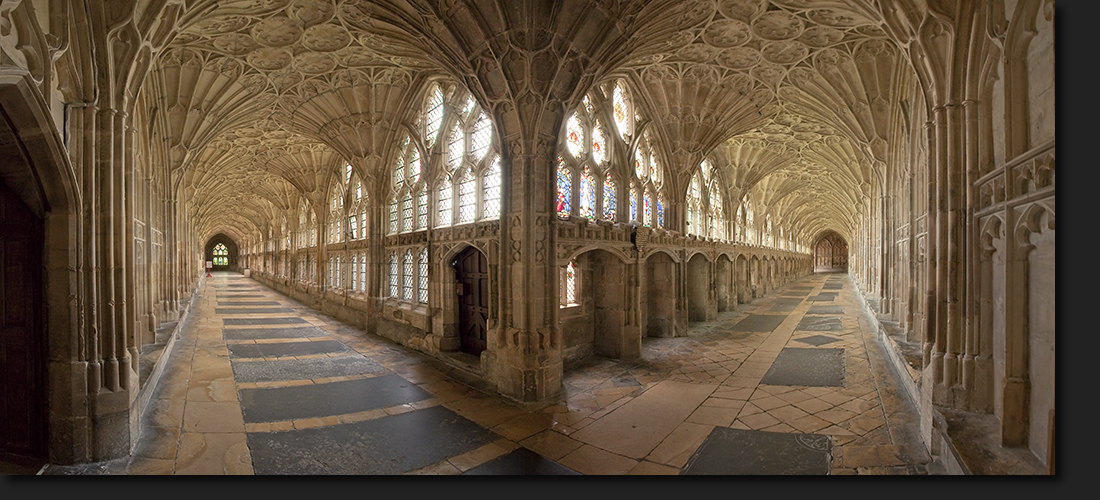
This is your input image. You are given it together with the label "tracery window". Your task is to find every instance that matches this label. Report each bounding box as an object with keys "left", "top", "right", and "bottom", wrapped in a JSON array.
[
  {"left": 212, "top": 243, "right": 228, "bottom": 266},
  {"left": 348, "top": 174, "right": 367, "bottom": 240},
  {"left": 389, "top": 252, "right": 399, "bottom": 298},
  {"left": 559, "top": 94, "right": 615, "bottom": 221},
  {"left": 403, "top": 249, "right": 414, "bottom": 301},
  {"left": 686, "top": 159, "right": 726, "bottom": 240},
  {"left": 389, "top": 136, "right": 427, "bottom": 234},
  {"left": 418, "top": 248, "right": 428, "bottom": 304},
  {"left": 431, "top": 86, "right": 501, "bottom": 228},
  {"left": 633, "top": 130, "right": 665, "bottom": 228}
]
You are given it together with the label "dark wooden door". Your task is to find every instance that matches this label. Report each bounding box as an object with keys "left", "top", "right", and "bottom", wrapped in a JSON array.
[
  {"left": 454, "top": 247, "right": 488, "bottom": 355},
  {"left": 0, "top": 181, "right": 45, "bottom": 461}
]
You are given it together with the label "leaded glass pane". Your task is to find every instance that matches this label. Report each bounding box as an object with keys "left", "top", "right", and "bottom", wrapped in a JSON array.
[
  {"left": 566, "top": 114, "right": 583, "bottom": 158},
  {"left": 402, "top": 195, "right": 413, "bottom": 232},
  {"left": 565, "top": 260, "right": 576, "bottom": 305},
  {"left": 426, "top": 85, "right": 444, "bottom": 147},
  {"left": 470, "top": 113, "right": 492, "bottom": 163},
  {"left": 582, "top": 94, "right": 593, "bottom": 114},
  {"left": 603, "top": 173, "right": 616, "bottom": 221},
  {"left": 389, "top": 201, "right": 398, "bottom": 234},
  {"left": 389, "top": 253, "right": 399, "bottom": 298},
  {"left": 409, "top": 147, "right": 421, "bottom": 184},
  {"left": 483, "top": 157, "right": 501, "bottom": 219},
  {"left": 635, "top": 146, "right": 645, "bottom": 179},
  {"left": 438, "top": 178, "right": 453, "bottom": 226},
  {"left": 458, "top": 169, "right": 476, "bottom": 223},
  {"left": 643, "top": 192, "right": 652, "bottom": 227},
  {"left": 418, "top": 248, "right": 428, "bottom": 303},
  {"left": 557, "top": 157, "right": 571, "bottom": 218},
  {"left": 448, "top": 124, "right": 463, "bottom": 168},
  {"left": 592, "top": 122, "right": 607, "bottom": 165},
  {"left": 393, "top": 150, "right": 405, "bottom": 187},
  {"left": 403, "top": 250, "right": 414, "bottom": 300},
  {"left": 417, "top": 189, "right": 428, "bottom": 229},
  {"left": 579, "top": 166, "right": 596, "bottom": 219}
]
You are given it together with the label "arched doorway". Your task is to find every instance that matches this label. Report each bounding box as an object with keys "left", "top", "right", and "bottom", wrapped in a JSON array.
[
  {"left": 686, "top": 253, "right": 710, "bottom": 322},
  {"left": 814, "top": 231, "right": 848, "bottom": 272},
  {"left": 0, "top": 178, "right": 46, "bottom": 464},
  {"left": 644, "top": 251, "right": 677, "bottom": 338},
  {"left": 453, "top": 246, "right": 488, "bottom": 356},
  {"left": 204, "top": 234, "right": 238, "bottom": 272}
]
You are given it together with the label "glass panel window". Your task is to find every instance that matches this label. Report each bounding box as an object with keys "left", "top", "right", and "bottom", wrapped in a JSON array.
[
  {"left": 591, "top": 122, "right": 607, "bottom": 165},
  {"left": 579, "top": 165, "right": 596, "bottom": 219},
  {"left": 564, "top": 260, "right": 576, "bottom": 305},
  {"left": 614, "top": 82, "right": 630, "bottom": 142},
  {"left": 389, "top": 200, "right": 398, "bottom": 234},
  {"left": 213, "top": 243, "right": 228, "bottom": 266},
  {"left": 408, "top": 146, "right": 421, "bottom": 184},
  {"left": 438, "top": 178, "right": 453, "bottom": 226},
  {"left": 448, "top": 124, "right": 464, "bottom": 169},
  {"left": 425, "top": 85, "right": 444, "bottom": 147},
  {"left": 417, "top": 188, "right": 428, "bottom": 229},
  {"left": 403, "top": 250, "right": 414, "bottom": 300},
  {"left": 402, "top": 194, "right": 413, "bottom": 232},
  {"left": 630, "top": 183, "right": 638, "bottom": 222},
  {"left": 470, "top": 113, "right": 492, "bottom": 163},
  {"left": 657, "top": 195, "right": 665, "bottom": 228},
  {"left": 483, "top": 157, "right": 501, "bottom": 219},
  {"left": 418, "top": 248, "right": 428, "bottom": 303},
  {"left": 603, "top": 173, "right": 616, "bottom": 221},
  {"left": 556, "top": 157, "right": 571, "bottom": 219},
  {"left": 643, "top": 192, "right": 652, "bottom": 227},
  {"left": 457, "top": 169, "right": 476, "bottom": 224},
  {"left": 389, "top": 253, "right": 399, "bottom": 298},
  {"left": 566, "top": 113, "right": 584, "bottom": 158},
  {"left": 359, "top": 253, "right": 367, "bottom": 292}
]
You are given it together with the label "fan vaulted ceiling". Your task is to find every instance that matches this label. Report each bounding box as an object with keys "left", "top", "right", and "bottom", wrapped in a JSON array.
[{"left": 138, "top": 0, "right": 907, "bottom": 247}]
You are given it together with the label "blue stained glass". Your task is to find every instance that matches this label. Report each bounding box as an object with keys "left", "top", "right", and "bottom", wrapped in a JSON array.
[
  {"left": 630, "top": 184, "right": 637, "bottom": 222},
  {"left": 643, "top": 193, "right": 651, "bottom": 227},
  {"left": 603, "top": 174, "right": 616, "bottom": 220},
  {"left": 557, "top": 157, "right": 571, "bottom": 218},
  {"left": 658, "top": 197, "right": 665, "bottom": 228}
]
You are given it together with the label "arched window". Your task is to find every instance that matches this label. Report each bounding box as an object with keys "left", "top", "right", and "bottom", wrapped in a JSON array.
[
  {"left": 389, "top": 252, "right": 399, "bottom": 298},
  {"left": 212, "top": 243, "right": 228, "bottom": 266},
  {"left": 403, "top": 249, "right": 414, "bottom": 301},
  {"left": 328, "top": 169, "right": 345, "bottom": 244},
  {"left": 433, "top": 86, "right": 501, "bottom": 227},
  {"left": 418, "top": 247, "right": 428, "bottom": 303},
  {"left": 559, "top": 93, "right": 615, "bottom": 221},
  {"left": 633, "top": 129, "right": 665, "bottom": 228},
  {"left": 390, "top": 135, "right": 426, "bottom": 234}
]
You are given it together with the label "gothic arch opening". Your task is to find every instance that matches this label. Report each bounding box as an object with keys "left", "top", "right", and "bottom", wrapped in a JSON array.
[
  {"left": 814, "top": 231, "right": 849, "bottom": 273},
  {"left": 453, "top": 246, "right": 489, "bottom": 356},
  {"left": 686, "top": 253, "right": 711, "bottom": 322},
  {"left": 716, "top": 254, "right": 733, "bottom": 312},
  {"left": 644, "top": 251, "right": 678, "bottom": 338},
  {"left": 204, "top": 235, "right": 238, "bottom": 272}
]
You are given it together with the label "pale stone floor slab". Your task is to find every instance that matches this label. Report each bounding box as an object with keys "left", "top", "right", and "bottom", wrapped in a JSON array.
[{"left": 38, "top": 271, "right": 945, "bottom": 476}]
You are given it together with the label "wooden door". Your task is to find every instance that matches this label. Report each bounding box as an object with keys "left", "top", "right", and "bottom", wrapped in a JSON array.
[
  {"left": 454, "top": 247, "right": 488, "bottom": 355},
  {"left": 0, "top": 181, "right": 45, "bottom": 461}
]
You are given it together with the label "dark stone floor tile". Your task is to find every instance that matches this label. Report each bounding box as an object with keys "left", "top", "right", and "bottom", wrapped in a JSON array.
[
  {"left": 462, "top": 447, "right": 581, "bottom": 475},
  {"left": 682, "top": 427, "right": 831, "bottom": 475},
  {"left": 247, "top": 405, "right": 495, "bottom": 474},
  {"left": 227, "top": 340, "right": 349, "bottom": 359},
  {"left": 794, "top": 334, "right": 841, "bottom": 347},
  {"left": 222, "top": 326, "right": 326, "bottom": 340},
  {"left": 795, "top": 316, "right": 843, "bottom": 331},
  {"left": 224, "top": 317, "right": 308, "bottom": 326},
  {"left": 238, "top": 374, "right": 430, "bottom": 423},
  {"left": 232, "top": 355, "right": 386, "bottom": 383},
  {"left": 730, "top": 314, "right": 788, "bottom": 332},
  {"left": 760, "top": 347, "right": 845, "bottom": 387},
  {"left": 806, "top": 305, "right": 845, "bottom": 315},
  {"left": 215, "top": 307, "right": 295, "bottom": 315}
]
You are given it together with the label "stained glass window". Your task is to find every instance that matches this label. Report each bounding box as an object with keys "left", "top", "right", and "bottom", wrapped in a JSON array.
[
  {"left": 592, "top": 122, "right": 607, "bottom": 165},
  {"left": 657, "top": 195, "right": 665, "bottom": 228},
  {"left": 603, "top": 173, "right": 616, "bottom": 220},
  {"left": 566, "top": 113, "right": 584, "bottom": 158},
  {"left": 643, "top": 192, "right": 652, "bottom": 227},
  {"left": 418, "top": 248, "right": 428, "bottom": 303},
  {"left": 212, "top": 243, "right": 228, "bottom": 266},
  {"left": 483, "top": 156, "right": 501, "bottom": 219},
  {"left": 557, "top": 157, "right": 571, "bottom": 219},
  {"left": 579, "top": 165, "right": 596, "bottom": 219},
  {"left": 630, "top": 183, "right": 638, "bottom": 222},
  {"left": 614, "top": 81, "right": 630, "bottom": 142},
  {"left": 403, "top": 250, "right": 414, "bottom": 300},
  {"left": 458, "top": 168, "right": 477, "bottom": 224}
]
